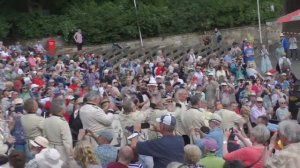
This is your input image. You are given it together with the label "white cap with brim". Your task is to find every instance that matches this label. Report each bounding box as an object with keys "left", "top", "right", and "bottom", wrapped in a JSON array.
[
  {"left": 30, "top": 136, "right": 49, "bottom": 148},
  {"left": 209, "top": 113, "right": 222, "bottom": 123},
  {"left": 207, "top": 72, "right": 214, "bottom": 76},
  {"left": 265, "top": 72, "right": 272, "bottom": 76},
  {"left": 97, "top": 130, "right": 114, "bottom": 142},
  {"left": 156, "top": 114, "right": 176, "bottom": 126},
  {"left": 147, "top": 77, "right": 158, "bottom": 86},
  {"left": 31, "top": 84, "right": 39, "bottom": 89},
  {"left": 256, "top": 97, "right": 263, "bottom": 102}
]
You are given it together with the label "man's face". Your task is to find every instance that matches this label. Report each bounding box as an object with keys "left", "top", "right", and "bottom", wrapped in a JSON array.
[
  {"left": 166, "top": 85, "right": 172, "bottom": 92},
  {"left": 256, "top": 101, "right": 263, "bottom": 108},
  {"left": 126, "top": 79, "right": 132, "bottom": 86}
]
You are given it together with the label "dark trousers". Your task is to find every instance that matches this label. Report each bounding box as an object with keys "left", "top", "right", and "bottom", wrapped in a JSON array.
[
  {"left": 290, "top": 49, "right": 298, "bottom": 59},
  {"left": 76, "top": 43, "right": 83, "bottom": 51}
]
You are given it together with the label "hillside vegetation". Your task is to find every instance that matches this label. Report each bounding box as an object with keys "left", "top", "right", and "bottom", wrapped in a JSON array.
[{"left": 0, "top": 0, "right": 282, "bottom": 44}]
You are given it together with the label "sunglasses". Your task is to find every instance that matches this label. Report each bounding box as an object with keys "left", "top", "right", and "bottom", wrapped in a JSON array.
[{"left": 257, "top": 101, "right": 263, "bottom": 103}]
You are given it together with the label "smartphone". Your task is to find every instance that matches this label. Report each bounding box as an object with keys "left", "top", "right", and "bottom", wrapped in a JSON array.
[
  {"left": 141, "top": 123, "right": 150, "bottom": 129},
  {"left": 125, "top": 126, "right": 134, "bottom": 133}
]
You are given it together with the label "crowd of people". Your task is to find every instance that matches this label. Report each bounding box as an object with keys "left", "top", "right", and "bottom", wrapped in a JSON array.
[{"left": 0, "top": 31, "right": 300, "bottom": 168}]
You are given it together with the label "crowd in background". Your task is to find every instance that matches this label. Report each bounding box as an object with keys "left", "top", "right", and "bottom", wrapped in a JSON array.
[{"left": 0, "top": 31, "right": 300, "bottom": 168}]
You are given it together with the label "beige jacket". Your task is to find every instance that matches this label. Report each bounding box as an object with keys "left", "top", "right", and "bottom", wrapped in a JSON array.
[
  {"left": 79, "top": 104, "right": 113, "bottom": 133},
  {"left": 215, "top": 109, "right": 242, "bottom": 130},
  {"left": 43, "top": 115, "right": 73, "bottom": 165},
  {"left": 21, "top": 113, "right": 44, "bottom": 140},
  {"left": 181, "top": 107, "right": 206, "bottom": 135}
]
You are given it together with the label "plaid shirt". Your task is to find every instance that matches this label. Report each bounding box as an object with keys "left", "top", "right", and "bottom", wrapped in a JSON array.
[{"left": 264, "top": 142, "right": 300, "bottom": 168}]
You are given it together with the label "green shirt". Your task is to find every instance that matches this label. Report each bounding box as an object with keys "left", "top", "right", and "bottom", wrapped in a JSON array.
[{"left": 199, "top": 153, "right": 225, "bottom": 168}]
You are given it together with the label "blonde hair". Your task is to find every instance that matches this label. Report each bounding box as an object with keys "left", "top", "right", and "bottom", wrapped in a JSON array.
[
  {"left": 74, "top": 141, "right": 99, "bottom": 168},
  {"left": 184, "top": 144, "right": 202, "bottom": 164}
]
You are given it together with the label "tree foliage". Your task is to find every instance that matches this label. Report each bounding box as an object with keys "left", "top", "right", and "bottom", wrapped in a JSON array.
[{"left": 0, "top": 0, "right": 283, "bottom": 44}]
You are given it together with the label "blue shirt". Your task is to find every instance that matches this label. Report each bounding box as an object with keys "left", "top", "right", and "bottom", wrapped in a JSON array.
[
  {"left": 198, "top": 128, "right": 224, "bottom": 157},
  {"left": 137, "top": 135, "right": 184, "bottom": 168},
  {"left": 243, "top": 47, "right": 254, "bottom": 63},
  {"left": 95, "top": 144, "right": 118, "bottom": 168}
]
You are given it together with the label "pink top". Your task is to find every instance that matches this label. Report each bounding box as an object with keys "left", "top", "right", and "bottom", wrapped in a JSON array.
[
  {"left": 224, "top": 146, "right": 265, "bottom": 168},
  {"left": 74, "top": 32, "right": 83, "bottom": 43}
]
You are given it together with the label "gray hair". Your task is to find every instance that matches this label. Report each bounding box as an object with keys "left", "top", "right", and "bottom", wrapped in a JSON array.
[
  {"left": 24, "top": 98, "right": 37, "bottom": 113},
  {"left": 278, "top": 120, "right": 300, "bottom": 143},
  {"left": 250, "top": 125, "right": 270, "bottom": 144},
  {"left": 184, "top": 144, "right": 202, "bottom": 164},
  {"left": 123, "top": 100, "right": 133, "bottom": 114},
  {"left": 50, "top": 98, "right": 66, "bottom": 114},
  {"left": 163, "top": 124, "right": 176, "bottom": 132},
  {"left": 190, "top": 94, "right": 201, "bottom": 106},
  {"left": 84, "top": 91, "right": 100, "bottom": 102}
]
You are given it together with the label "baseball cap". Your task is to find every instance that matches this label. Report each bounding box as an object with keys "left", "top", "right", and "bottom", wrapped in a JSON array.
[
  {"left": 97, "top": 130, "right": 114, "bottom": 142},
  {"left": 14, "top": 98, "right": 24, "bottom": 105},
  {"left": 31, "top": 84, "right": 39, "bottom": 89},
  {"left": 221, "top": 83, "right": 227, "bottom": 86},
  {"left": 256, "top": 97, "right": 263, "bottom": 102},
  {"left": 30, "top": 136, "right": 49, "bottom": 148},
  {"left": 200, "top": 138, "right": 218, "bottom": 152},
  {"left": 207, "top": 72, "right": 214, "bottom": 76},
  {"left": 209, "top": 113, "right": 222, "bottom": 123},
  {"left": 156, "top": 114, "right": 176, "bottom": 126}
]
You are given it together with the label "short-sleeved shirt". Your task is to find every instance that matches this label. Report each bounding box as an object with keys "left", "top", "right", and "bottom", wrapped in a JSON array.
[
  {"left": 95, "top": 144, "right": 118, "bottom": 168},
  {"left": 223, "top": 146, "right": 265, "bottom": 168},
  {"left": 195, "top": 128, "right": 224, "bottom": 157},
  {"left": 136, "top": 135, "right": 184, "bottom": 168},
  {"left": 276, "top": 107, "right": 289, "bottom": 121},
  {"left": 199, "top": 153, "right": 225, "bottom": 168}
]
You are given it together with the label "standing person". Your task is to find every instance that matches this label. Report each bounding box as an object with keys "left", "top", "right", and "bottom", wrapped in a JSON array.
[
  {"left": 74, "top": 29, "right": 83, "bottom": 51},
  {"left": 203, "top": 73, "right": 220, "bottom": 110},
  {"left": 289, "top": 35, "right": 298, "bottom": 60},
  {"left": 243, "top": 41, "right": 255, "bottom": 65},
  {"left": 214, "top": 28, "right": 222, "bottom": 46},
  {"left": 260, "top": 44, "right": 272, "bottom": 73},
  {"left": 21, "top": 98, "right": 44, "bottom": 159},
  {"left": 130, "top": 114, "right": 185, "bottom": 168},
  {"left": 79, "top": 91, "right": 114, "bottom": 149},
  {"left": 43, "top": 98, "right": 73, "bottom": 167},
  {"left": 280, "top": 33, "right": 289, "bottom": 55}
]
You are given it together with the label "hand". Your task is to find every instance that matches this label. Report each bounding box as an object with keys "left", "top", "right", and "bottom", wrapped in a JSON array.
[
  {"left": 224, "top": 130, "right": 231, "bottom": 140},
  {"left": 133, "top": 122, "right": 141, "bottom": 132},
  {"left": 77, "top": 129, "right": 87, "bottom": 141},
  {"left": 233, "top": 128, "right": 243, "bottom": 138},
  {"left": 6, "top": 136, "right": 16, "bottom": 144},
  {"left": 269, "top": 132, "right": 278, "bottom": 147}
]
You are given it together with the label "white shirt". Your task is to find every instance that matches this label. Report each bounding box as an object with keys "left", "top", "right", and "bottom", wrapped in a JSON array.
[
  {"left": 279, "top": 57, "right": 291, "bottom": 66},
  {"left": 74, "top": 32, "right": 83, "bottom": 43},
  {"left": 250, "top": 105, "right": 266, "bottom": 123},
  {"left": 35, "top": 44, "right": 45, "bottom": 52},
  {"left": 16, "top": 56, "right": 27, "bottom": 63},
  {"left": 289, "top": 37, "right": 298, "bottom": 49}
]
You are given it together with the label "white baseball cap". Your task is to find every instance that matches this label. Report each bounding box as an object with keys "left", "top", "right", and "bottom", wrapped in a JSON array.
[{"left": 156, "top": 114, "right": 176, "bottom": 126}]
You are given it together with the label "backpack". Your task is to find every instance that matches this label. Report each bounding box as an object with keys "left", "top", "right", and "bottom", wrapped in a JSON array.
[{"left": 281, "top": 58, "right": 290, "bottom": 72}]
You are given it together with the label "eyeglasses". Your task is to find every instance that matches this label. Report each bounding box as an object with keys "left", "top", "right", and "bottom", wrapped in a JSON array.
[
  {"left": 280, "top": 102, "right": 286, "bottom": 104},
  {"left": 257, "top": 101, "right": 263, "bottom": 103}
]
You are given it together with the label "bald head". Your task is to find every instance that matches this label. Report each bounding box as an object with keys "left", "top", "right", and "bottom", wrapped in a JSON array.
[{"left": 118, "top": 146, "right": 134, "bottom": 165}]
